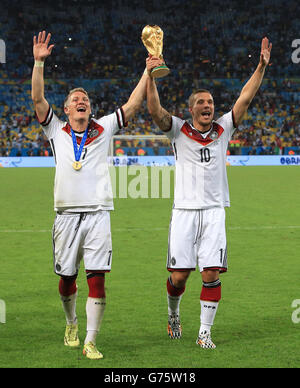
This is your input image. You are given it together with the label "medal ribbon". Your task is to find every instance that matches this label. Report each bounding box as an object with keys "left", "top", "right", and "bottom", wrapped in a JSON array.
[{"left": 70, "top": 126, "right": 89, "bottom": 162}]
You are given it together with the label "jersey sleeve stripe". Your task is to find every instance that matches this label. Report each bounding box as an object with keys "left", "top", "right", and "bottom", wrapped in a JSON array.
[
  {"left": 38, "top": 106, "right": 53, "bottom": 127},
  {"left": 120, "top": 107, "right": 128, "bottom": 127},
  {"left": 116, "top": 109, "right": 122, "bottom": 129},
  {"left": 116, "top": 107, "right": 128, "bottom": 129}
]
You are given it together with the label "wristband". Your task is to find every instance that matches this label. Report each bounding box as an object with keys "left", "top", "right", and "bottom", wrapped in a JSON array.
[{"left": 34, "top": 60, "right": 44, "bottom": 67}]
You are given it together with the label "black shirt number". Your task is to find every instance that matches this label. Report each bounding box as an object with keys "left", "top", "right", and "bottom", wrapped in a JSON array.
[{"left": 200, "top": 148, "right": 211, "bottom": 163}]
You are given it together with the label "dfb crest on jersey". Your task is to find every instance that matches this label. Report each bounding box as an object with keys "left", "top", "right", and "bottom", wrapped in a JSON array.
[
  {"left": 210, "top": 130, "right": 218, "bottom": 140},
  {"left": 88, "top": 129, "right": 99, "bottom": 138}
]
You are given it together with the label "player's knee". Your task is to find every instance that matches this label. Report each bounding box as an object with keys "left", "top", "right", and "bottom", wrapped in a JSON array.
[
  {"left": 86, "top": 271, "right": 105, "bottom": 298},
  {"left": 171, "top": 270, "right": 190, "bottom": 288},
  {"left": 200, "top": 278, "right": 221, "bottom": 302},
  {"left": 167, "top": 276, "right": 185, "bottom": 297},
  {"left": 201, "top": 269, "right": 220, "bottom": 283},
  {"left": 59, "top": 275, "right": 77, "bottom": 296},
  {"left": 167, "top": 271, "right": 190, "bottom": 294}
]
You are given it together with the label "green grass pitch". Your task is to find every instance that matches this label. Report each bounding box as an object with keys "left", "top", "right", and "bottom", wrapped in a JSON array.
[{"left": 0, "top": 166, "right": 300, "bottom": 368}]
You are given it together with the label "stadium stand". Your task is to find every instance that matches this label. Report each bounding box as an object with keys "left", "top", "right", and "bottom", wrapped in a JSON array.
[{"left": 0, "top": 0, "right": 300, "bottom": 156}]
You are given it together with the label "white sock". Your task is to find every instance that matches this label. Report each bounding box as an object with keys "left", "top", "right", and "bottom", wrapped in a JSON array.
[
  {"left": 60, "top": 290, "right": 78, "bottom": 325},
  {"left": 84, "top": 297, "right": 106, "bottom": 345},
  {"left": 167, "top": 294, "right": 183, "bottom": 316},
  {"left": 199, "top": 300, "right": 219, "bottom": 335}
]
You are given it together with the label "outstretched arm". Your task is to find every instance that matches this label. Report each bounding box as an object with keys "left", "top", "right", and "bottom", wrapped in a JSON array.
[
  {"left": 31, "top": 31, "right": 54, "bottom": 122},
  {"left": 121, "top": 71, "right": 148, "bottom": 123},
  {"left": 121, "top": 56, "right": 166, "bottom": 123},
  {"left": 146, "top": 57, "right": 172, "bottom": 132},
  {"left": 233, "top": 37, "right": 272, "bottom": 127}
]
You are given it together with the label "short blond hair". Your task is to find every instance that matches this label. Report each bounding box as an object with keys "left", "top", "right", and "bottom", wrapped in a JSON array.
[{"left": 64, "top": 87, "right": 89, "bottom": 108}]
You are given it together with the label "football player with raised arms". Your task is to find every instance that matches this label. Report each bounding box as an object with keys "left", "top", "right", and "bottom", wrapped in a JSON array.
[
  {"left": 146, "top": 38, "right": 272, "bottom": 348},
  {"left": 31, "top": 31, "right": 156, "bottom": 359}
]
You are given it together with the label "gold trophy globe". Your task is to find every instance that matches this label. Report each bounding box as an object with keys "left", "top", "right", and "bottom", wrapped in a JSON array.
[{"left": 141, "top": 25, "right": 170, "bottom": 78}]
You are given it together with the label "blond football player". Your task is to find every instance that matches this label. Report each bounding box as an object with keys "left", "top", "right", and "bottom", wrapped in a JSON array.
[
  {"left": 146, "top": 38, "right": 272, "bottom": 348},
  {"left": 31, "top": 31, "right": 155, "bottom": 359}
]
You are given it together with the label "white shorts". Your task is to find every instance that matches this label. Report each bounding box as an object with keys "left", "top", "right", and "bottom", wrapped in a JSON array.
[
  {"left": 52, "top": 210, "right": 112, "bottom": 277},
  {"left": 167, "top": 208, "right": 228, "bottom": 273}
]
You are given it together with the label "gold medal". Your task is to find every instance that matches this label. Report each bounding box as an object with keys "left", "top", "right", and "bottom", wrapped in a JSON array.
[
  {"left": 71, "top": 126, "right": 88, "bottom": 171},
  {"left": 72, "top": 161, "right": 82, "bottom": 170}
]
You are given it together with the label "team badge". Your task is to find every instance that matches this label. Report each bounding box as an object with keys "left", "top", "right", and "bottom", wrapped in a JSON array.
[
  {"left": 88, "top": 129, "right": 99, "bottom": 138},
  {"left": 210, "top": 130, "right": 218, "bottom": 140}
]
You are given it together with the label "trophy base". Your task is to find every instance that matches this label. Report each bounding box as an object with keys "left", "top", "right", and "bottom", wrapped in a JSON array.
[{"left": 151, "top": 64, "right": 170, "bottom": 78}]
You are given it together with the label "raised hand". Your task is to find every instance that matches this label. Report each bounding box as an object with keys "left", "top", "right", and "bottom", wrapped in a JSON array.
[
  {"left": 33, "top": 31, "right": 54, "bottom": 61},
  {"left": 260, "top": 37, "right": 272, "bottom": 67},
  {"left": 146, "top": 55, "right": 164, "bottom": 75}
]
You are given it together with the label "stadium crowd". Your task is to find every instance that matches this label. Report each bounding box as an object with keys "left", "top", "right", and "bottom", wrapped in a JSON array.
[{"left": 0, "top": 0, "right": 300, "bottom": 157}]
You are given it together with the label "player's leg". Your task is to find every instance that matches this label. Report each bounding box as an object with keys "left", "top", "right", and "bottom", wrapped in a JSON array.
[
  {"left": 168, "top": 270, "right": 190, "bottom": 316},
  {"left": 59, "top": 274, "right": 78, "bottom": 325},
  {"left": 166, "top": 209, "right": 198, "bottom": 339},
  {"left": 83, "top": 271, "right": 106, "bottom": 359},
  {"left": 167, "top": 270, "right": 190, "bottom": 338},
  {"left": 85, "top": 272, "right": 106, "bottom": 345},
  {"left": 52, "top": 213, "right": 83, "bottom": 347},
  {"left": 59, "top": 275, "right": 80, "bottom": 347},
  {"left": 196, "top": 208, "right": 227, "bottom": 348},
  {"left": 82, "top": 210, "right": 112, "bottom": 359},
  {"left": 197, "top": 269, "right": 221, "bottom": 348}
]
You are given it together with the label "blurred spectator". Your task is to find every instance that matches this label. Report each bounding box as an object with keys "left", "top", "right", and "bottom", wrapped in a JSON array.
[{"left": 116, "top": 148, "right": 125, "bottom": 156}]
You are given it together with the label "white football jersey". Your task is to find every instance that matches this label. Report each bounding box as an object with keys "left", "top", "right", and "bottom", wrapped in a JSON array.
[
  {"left": 40, "top": 106, "right": 126, "bottom": 211},
  {"left": 166, "top": 111, "right": 236, "bottom": 209}
]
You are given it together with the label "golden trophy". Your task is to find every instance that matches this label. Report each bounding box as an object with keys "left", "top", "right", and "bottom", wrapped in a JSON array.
[{"left": 141, "top": 25, "right": 170, "bottom": 78}]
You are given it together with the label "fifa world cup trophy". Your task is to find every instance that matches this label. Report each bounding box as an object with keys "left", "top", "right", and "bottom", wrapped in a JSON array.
[{"left": 141, "top": 25, "right": 170, "bottom": 78}]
